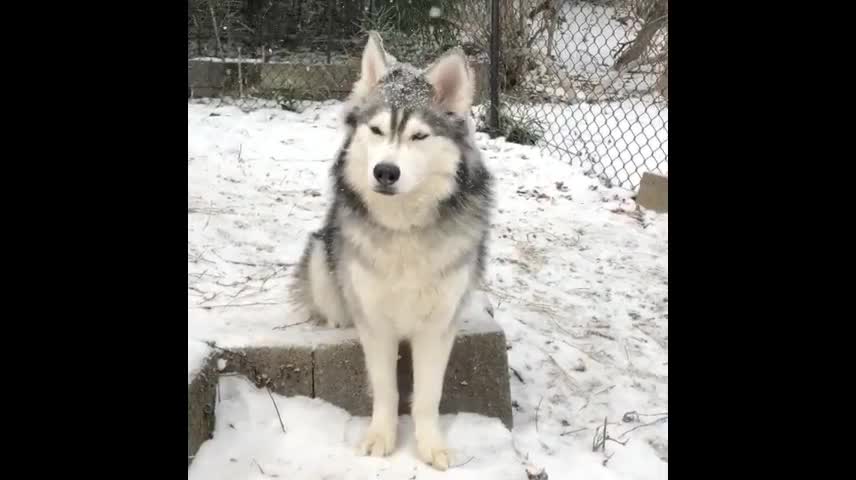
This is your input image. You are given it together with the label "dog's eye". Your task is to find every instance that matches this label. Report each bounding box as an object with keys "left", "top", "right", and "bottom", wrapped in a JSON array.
[
  {"left": 411, "top": 132, "right": 429, "bottom": 141},
  {"left": 370, "top": 126, "right": 383, "bottom": 136}
]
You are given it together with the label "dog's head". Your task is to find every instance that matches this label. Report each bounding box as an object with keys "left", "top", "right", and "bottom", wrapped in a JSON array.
[{"left": 341, "top": 32, "right": 476, "bottom": 204}]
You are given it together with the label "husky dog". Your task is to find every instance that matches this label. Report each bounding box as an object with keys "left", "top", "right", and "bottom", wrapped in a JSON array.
[{"left": 290, "top": 32, "right": 494, "bottom": 470}]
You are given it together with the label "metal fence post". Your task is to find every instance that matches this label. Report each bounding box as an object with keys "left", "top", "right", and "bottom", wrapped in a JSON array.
[
  {"left": 327, "top": 0, "right": 333, "bottom": 64},
  {"left": 488, "top": 0, "right": 500, "bottom": 137}
]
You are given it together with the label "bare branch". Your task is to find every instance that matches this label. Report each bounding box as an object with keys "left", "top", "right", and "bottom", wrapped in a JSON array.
[
  {"left": 510, "top": 366, "right": 526, "bottom": 384},
  {"left": 252, "top": 458, "right": 265, "bottom": 475},
  {"left": 273, "top": 318, "right": 313, "bottom": 330},
  {"left": 191, "top": 302, "right": 286, "bottom": 309},
  {"left": 618, "top": 416, "right": 668, "bottom": 439},
  {"left": 267, "top": 387, "right": 287, "bottom": 433},
  {"left": 452, "top": 456, "right": 475, "bottom": 468}
]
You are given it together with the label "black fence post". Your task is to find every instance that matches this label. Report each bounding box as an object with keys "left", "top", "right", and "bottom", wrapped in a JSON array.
[
  {"left": 488, "top": 0, "right": 500, "bottom": 137},
  {"left": 327, "top": 0, "right": 333, "bottom": 64}
]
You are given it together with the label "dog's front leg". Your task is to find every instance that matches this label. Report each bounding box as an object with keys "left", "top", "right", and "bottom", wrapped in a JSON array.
[
  {"left": 357, "top": 327, "right": 399, "bottom": 457},
  {"left": 410, "top": 328, "right": 456, "bottom": 470}
]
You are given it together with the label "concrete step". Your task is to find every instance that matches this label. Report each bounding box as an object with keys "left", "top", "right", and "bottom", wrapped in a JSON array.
[
  {"left": 637, "top": 172, "right": 668, "bottom": 213},
  {"left": 188, "top": 295, "right": 513, "bottom": 466}
]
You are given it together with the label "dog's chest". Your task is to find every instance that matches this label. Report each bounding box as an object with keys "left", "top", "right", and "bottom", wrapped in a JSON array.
[{"left": 343, "top": 228, "right": 473, "bottom": 331}]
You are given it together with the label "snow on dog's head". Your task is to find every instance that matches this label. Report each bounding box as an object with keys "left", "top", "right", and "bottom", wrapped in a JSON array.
[{"left": 338, "top": 32, "right": 478, "bottom": 229}]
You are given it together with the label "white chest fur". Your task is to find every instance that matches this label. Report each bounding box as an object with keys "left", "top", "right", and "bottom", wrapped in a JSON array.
[{"left": 341, "top": 224, "right": 475, "bottom": 337}]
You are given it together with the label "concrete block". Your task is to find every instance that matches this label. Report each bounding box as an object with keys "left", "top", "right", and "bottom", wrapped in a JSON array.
[
  {"left": 188, "top": 59, "right": 262, "bottom": 98},
  {"left": 216, "top": 346, "right": 314, "bottom": 397},
  {"left": 187, "top": 357, "right": 216, "bottom": 467},
  {"left": 188, "top": 60, "right": 226, "bottom": 91},
  {"left": 259, "top": 62, "right": 358, "bottom": 100},
  {"left": 440, "top": 326, "right": 513, "bottom": 428},
  {"left": 637, "top": 172, "right": 668, "bottom": 213},
  {"left": 313, "top": 297, "right": 513, "bottom": 429},
  {"left": 313, "top": 337, "right": 371, "bottom": 415}
]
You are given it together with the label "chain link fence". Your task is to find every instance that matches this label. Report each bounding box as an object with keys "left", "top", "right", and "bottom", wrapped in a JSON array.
[
  {"left": 188, "top": 0, "right": 667, "bottom": 191},
  {"left": 482, "top": 0, "right": 667, "bottom": 190},
  {"left": 188, "top": 0, "right": 489, "bottom": 108}
]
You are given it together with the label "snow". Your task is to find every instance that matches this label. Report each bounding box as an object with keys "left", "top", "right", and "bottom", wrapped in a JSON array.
[
  {"left": 189, "top": 376, "right": 524, "bottom": 480},
  {"left": 188, "top": 339, "right": 211, "bottom": 384},
  {"left": 188, "top": 98, "right": 667, "bottom": 478}
]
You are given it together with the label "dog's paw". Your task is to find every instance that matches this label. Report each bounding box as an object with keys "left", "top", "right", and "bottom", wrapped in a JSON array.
[
  {"left": 358, "top": 422, "right": 397, "bottom": 457},
  {"left": 325, "top": 315, "right": 351, "bottom": 328},
  {"left": 325, "top": 317, "right": 342, "bottom": 328},
  {"left": 415, "top": 429, "right": 450, "bottom": 470}
]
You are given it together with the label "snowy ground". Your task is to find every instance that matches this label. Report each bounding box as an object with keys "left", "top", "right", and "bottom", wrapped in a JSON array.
[{"left": 188, "top": 100, "right": 668, "bottom": 479}]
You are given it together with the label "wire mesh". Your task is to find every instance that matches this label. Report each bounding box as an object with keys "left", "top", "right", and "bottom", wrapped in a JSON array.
[
  {"left": 187, "top": 0, "right": 667, "bottom": 191},
  {"left": 486, "top": 0, "right": 668, "bottom": 190}
]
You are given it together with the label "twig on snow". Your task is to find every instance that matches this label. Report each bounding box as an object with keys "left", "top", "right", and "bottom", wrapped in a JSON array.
[
  {"left": 252, "top": 458, "right": 265, "bottom": 475},
  {"left": 267, "top": 387, "right": 287, "bottom": 433},
  {"left": 218, "top": 255, "right": 293, "bottom": 269},
  {"left": 545, "top": 313, "right": 576, "bottom": 337},
  {"left": 622, "top": 410, "right": 668, "bottom": 423},
  {"left": 588, "top": 330, "right": 616, "bottom": 341},
  {"left": 579, "top": 385, "right": 615, "bottom": 412},
  {"left": 558, "top": 339, "right": 598, "bottom": 363},
  {"left": 595, "top": 385, "right": 615, "bottom": 396},
  {"left": 624, "top": 342, "right": 634, "bottom": 369},
  {"left": 618, "top": 416, "right": 668, "bottom": 439},
  {"left": 602, "top": 452, "right": 615, "bottom": 467},
  {"left": 273, "top": 318, "right": 313, "bottom": 330},
  {"left": 192, "top": 302, "right": 286, "bottom": 309},
  {"left": 535, "top": 397, "right": 544, "bottom": 434},
  {"left": 542, "top": 350, "right": 581, "bottom": 391},
  {"left": 593, "top": 416, "right": 628, "bottom": 453},
  {"left": 607, "top": 437, "right": 629, "bottom": 447},
  {"left": 601, "top": 417, "right": 607, "bottom": 452},
  {"left": 452, "top": 456, "right": 475, "bottom": 468},
  {"left": 510, "top": 366, "right": 526, "bottom": 384},
  {"left": 591, "top": 422, "right": 601, "bottom": 451}
]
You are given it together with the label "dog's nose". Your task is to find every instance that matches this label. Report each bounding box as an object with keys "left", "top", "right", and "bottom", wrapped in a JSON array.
[{"left": 373, "top": 163, "right": 400, "bottom": 186}]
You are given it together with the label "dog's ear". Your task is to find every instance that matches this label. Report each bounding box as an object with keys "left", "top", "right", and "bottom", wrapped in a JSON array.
[
  {"left": 425, "top": 48, "right": 474, "bottom": 115},
  {"left": 351, "top": 31, "right": 389, "bottom": 102}
]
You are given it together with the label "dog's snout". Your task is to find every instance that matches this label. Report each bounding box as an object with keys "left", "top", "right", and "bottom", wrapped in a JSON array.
[{"left": 373, "top": 163, "right": 400, "bottom": 186}]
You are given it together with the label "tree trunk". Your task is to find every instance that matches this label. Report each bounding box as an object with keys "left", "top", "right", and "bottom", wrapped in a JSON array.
[
  {"left": 613, "top": 0, "right": 666, "bottom": 71},
  {"left": 207, "top": 0, "right": 223, "bottom": 57},
  {"left": 544, "top": 0, "right": 558, "bottom": 59}
]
